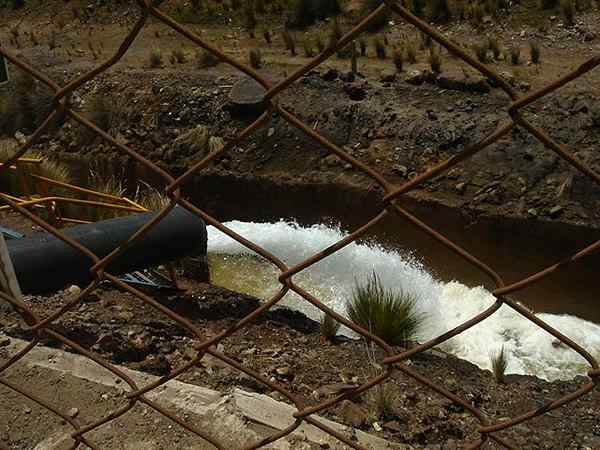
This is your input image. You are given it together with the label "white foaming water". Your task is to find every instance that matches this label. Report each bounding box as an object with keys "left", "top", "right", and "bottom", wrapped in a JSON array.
[{"left": 207, "top": 220, "right": 600, "bottom": 381}]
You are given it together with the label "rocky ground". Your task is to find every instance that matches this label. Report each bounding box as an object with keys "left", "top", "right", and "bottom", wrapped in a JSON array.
[{"left": 0, "top": 282, "right": 599, "bottom": 450}]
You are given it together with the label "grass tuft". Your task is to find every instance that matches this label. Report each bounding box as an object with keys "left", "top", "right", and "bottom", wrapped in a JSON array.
[
  {"left": 509, "top": 46, "right": 521, "bottom": 65},
  {"left": 529, "top": 41, "right": 541, "bottom": 64},
  {"left": 346, "top": 272, "right": 423, "bottom": 346},
  {"left": 249, "top": 48, "right": 263, "bottom": 69},
  {"left": 490, "top": 346, "right": 508, "bottom": 384},
  {"left": 320, "top": 313, "right": 341, "bottom": 342},
  {"left": 149, "top": 48, "right": 163, "bottom": 68},
  {"left": 429, "top": 46, "right": 442, "bottom": 73},
  {"left": 373, "top": 36, "right": 387, "bottom": 59}
]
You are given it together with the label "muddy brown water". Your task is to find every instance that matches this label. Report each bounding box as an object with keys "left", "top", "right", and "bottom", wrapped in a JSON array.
[{"left": 60, "top": 155, "right": 600, "bottom": 324}]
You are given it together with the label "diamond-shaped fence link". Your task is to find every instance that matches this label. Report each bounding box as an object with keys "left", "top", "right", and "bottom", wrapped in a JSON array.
[{"left": 0, "top": 1, "right": 599, "bottom": 449}]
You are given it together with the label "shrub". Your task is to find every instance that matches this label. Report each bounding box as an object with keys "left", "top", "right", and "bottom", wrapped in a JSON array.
[
  {"left": 282, "top": 30, "right": 297, "bottom": 56},
  {"left": 406, "top": 41, "right": 417, "bottom": 63},
  {"left": 320, "top": 313, "right": 340, "bottom": 342},
  {"left": 249, "top": 48, "right": 262, "bottom": 68},
  {"left": 429, "top": 46, "right": 442, "bottom": 73},
  {"left": 488, "top": 36, "right": 501, "bottom": 60},
  {"left": 149, "top": 48, "right": 162, "bottom": 67},
  {"left": 490, "top": 346, "right": 508, "bottom": 383},
  {"left": 561, "top": 0, "right": 575, "bottom": 27},
  {"left": 197, "top": 49, "right": 220, "bottom": 68},
  {"left": 172, "top": 48, "right": 186, "bottom": 63},
  {"left": 374, "top": 36, "right": 387, "bottom": 59},
  {"left": 473, "top": 41, "right": 489, "bottom": 63},
  {"left": 346, "top": 272, "right": 423, "bottom": 346},
  {"left": 392, "top": 48, "right": 404, "bottom": 71},
  {"left": 509, "top": 46, "right": 521, "bottom": 65},
  {"left": 529, "top": 41, "right": 541, "bottom": 64},
  {"left": 429, "top": 0, "right": 451, "bottom": 22}
]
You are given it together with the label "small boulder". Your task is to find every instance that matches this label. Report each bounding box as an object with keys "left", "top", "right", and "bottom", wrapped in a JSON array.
[{"left": 436, "top": 71, "right": 490, "bottom": 93}]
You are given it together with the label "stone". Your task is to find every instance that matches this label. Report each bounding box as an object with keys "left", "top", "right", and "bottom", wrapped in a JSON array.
[
  {"left": 275, "top": 366, "right": 293, "bottom": 378},
  {"left": 267, "top": 127, "right": 275, "bottom": 138},
  {"left": 405, "top": 70, "right": 425, "bottom": 85},
  {"left": 173, "top": 125, "right": 210, "bottom": 158},
  {"left": 343, "top": 84, "right": 367, "bottom": 101},
  {"left": 339, "top": 71, "right": 356, "bottom": 83},
  {"left": 436, "top": 71, "right": 490, "bottom": 93},
  {"left": 0, "top": 338, "right": 10, "bottom": 348},
  {"left": 548, "top": 205, "right": 564, "bottom": 218},
  {"left": 584, "top": 31, "right": 595, "bottom": 42},
  {"left": 66, "top": 285, "right": 81, "bottom": 297},
  {"left": 383, "top": 420, "right": 404, "bottom": 432},
  {"left": 67, "top": 407, "right": 79, "bottom": 418},
  {"left": 393, "top": 164, "right": 408, "bottom": 177},
  {"left": 315, "top": 383, "right": 358, "bottom": 397},
  {"left": 519, "top": 81, "right": 531, "bottom": 92},
  {"left": 339, "top": 400, "right": 367, "bottom": 427},
  {"left": 380, "top": 70, "right": 397, "bottom": 83},
  {"left": 322, "top": 68, "right": 340, "bottom": 82},
  {"left": 455, "top": 182, "right": 467, "bottom": 194}
]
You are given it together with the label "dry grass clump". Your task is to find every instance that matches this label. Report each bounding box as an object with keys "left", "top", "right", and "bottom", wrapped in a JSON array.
[{"left": 490, "top": 346, "right": 509, "bottom": 383}]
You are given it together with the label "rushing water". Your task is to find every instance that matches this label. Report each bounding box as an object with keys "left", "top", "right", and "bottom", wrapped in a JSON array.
[{"left": 207, "top": 220, "right": 600, "bottom": 382}]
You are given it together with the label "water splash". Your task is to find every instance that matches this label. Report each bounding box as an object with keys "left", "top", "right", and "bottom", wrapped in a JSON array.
[{"left": 207, "top": 220, "right": 600, "bottom": 381}]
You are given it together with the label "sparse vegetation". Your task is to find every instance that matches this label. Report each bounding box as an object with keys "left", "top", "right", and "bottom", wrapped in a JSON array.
[
  {"left": 320, "top": 313, "right": 341, "bottom": 342},
  {"left": 490, "top": 346, "right": 508, "bottom": 383},
  {"left": 249, "top": 48, "right": 262, "bottom": 69},
  {"left": 346, "top": 272, "right": 423, "bottom": 346},
  {"left": 429, "top": 46, "right": 442, "bottom": 73},
  {"left": 530, "top": 41, "right": 541, "bottom": 64},
  {"left": 366, "top": 384, "right": 395, "bottom": 421},
  {"left": 149, "top": 48, "right": 163, "bottom": 68}
]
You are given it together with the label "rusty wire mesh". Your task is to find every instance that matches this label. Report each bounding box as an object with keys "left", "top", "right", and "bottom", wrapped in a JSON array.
[{"left": 1, "top": 1, "right": 599, "bottom": 449}]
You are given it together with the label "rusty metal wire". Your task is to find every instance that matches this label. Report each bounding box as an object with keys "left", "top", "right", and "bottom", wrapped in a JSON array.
[{"left": 1, "top": 1, "right": 599, "bottom": 449}]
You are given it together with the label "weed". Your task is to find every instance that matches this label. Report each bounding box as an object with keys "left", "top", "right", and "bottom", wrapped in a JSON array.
[
  {"left": 366, "top": 384, "right": 395, "bottom": 420},
  {"left": 490, "top": 346, "right": 508, "bottom": 383},
  {"left": 346, "top": 272, "right": 423, "bottom": 346}
]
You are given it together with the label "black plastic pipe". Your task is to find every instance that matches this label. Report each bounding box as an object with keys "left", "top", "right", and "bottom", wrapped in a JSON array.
[{"left": 7, "top": 207, "right": 207, "bottom": 294}]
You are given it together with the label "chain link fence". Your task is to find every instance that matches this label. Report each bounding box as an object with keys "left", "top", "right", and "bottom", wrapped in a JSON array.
[{"left": 1, "top": 1, "right": 599, "bottom": 449}]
